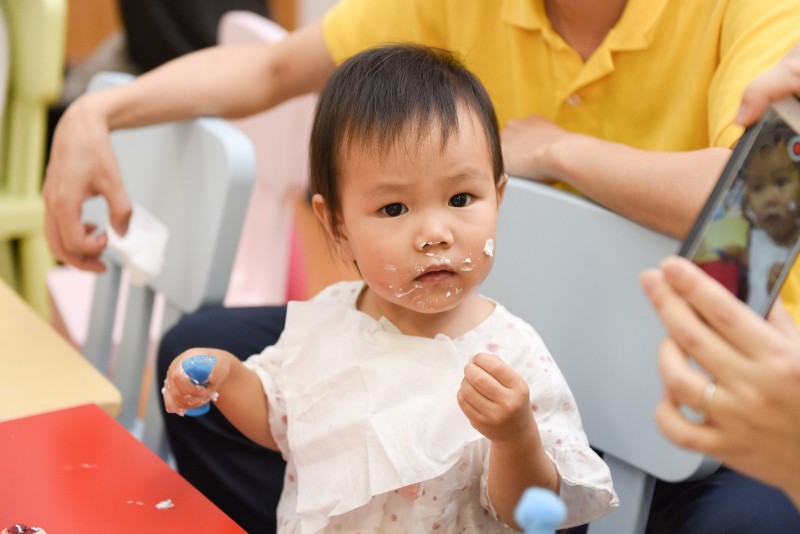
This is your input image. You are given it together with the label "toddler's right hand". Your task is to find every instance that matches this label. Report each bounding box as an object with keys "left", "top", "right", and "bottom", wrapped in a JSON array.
[{"left": 162, "top": 348, "right": 231, "bottom": 415}]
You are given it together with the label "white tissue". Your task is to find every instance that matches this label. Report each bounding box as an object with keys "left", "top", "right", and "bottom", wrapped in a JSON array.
[
  {"left": 106, "top": 204, "right": 169, "bottom": 286},
  {"left": 277, "top": 301, "right": 484, "bottom": 532}
]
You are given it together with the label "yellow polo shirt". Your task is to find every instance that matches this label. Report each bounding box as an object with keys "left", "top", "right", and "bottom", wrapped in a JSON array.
[{"left": 322, "top": 0, "right": 800, "bottom": 320}]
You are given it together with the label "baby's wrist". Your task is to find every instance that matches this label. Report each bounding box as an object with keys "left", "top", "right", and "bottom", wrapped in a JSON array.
[{"left": 490, "top": 422, "right": 541, "bottom": 451}]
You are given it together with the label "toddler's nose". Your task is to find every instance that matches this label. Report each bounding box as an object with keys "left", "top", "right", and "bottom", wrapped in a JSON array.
[
  {"left": 415, "top": 211, "right": 454, "bottom": 251},
  {"left": 415, "top": 227, "right": 453, "bottom": 252},
  {"left": 417, "top": 240, "right": 443, "bottom": 251}
]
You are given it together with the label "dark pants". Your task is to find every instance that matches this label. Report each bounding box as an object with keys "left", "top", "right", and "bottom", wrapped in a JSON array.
[
  {"left": 157, "top": 305, "right": 800, "bottom": 534},
  {"left": 647, "top": 465, "right": 800, "bottom": 533},
  {"left": 157, "top": 305, "right": 288, "bottom": 534}
]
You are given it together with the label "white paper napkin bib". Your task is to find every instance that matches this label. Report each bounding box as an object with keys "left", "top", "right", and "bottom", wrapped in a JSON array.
[{"left": 274, "top": 299, "right": 483, "bottom": 532}]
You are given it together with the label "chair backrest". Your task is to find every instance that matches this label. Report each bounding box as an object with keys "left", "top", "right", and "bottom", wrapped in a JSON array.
[
  {"left": 0, "top": 6, "right": 10, "bottom": 168},
  {"left": 480, "top": 179, "right": 719, "bottom": 533},
  {"left": 81, "top": 72, "right": 255, "bottom": 457},
  {"left": 0, "top": 0, "right": 65, "bottom": 317},
  {"left": 0, "top": 0, "right": 65, "bottom": 197},
  {"left": 217, "top": 11, "right": 317, "bottom": 306}
]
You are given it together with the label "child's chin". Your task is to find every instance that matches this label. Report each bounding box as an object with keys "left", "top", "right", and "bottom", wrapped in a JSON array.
[{"left": 407, "top": 291, "right": 468, "bottom": 313}]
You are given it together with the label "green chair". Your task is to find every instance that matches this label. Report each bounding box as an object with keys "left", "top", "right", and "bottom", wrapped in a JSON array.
[{"left": 0, "top": 0, "right": 67, "bottom": 318}]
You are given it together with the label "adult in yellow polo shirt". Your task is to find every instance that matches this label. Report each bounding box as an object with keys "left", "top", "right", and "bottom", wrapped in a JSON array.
[
  {"left": 42, "top": 0, "right": 800, "bottom": 532},
  {"left": 323, "top": 0, "right": 800, "bottom": 323}
]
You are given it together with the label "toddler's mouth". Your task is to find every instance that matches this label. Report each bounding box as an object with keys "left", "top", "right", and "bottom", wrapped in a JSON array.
[
  {"left": 415, "top": 266, "right": 456, "bottom": 282},
  {"left": 763, "top": 211, "right": 787, "bottom": 227}
]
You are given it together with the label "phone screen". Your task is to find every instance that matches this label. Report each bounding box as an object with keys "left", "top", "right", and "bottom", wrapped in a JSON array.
[{"left": 679, "top": 97, "right": 800, "bottom": 316}]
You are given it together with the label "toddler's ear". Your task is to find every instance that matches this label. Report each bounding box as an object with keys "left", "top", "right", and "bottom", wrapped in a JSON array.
[
  {"left": 311, "top": 194, "right": 355, "bottom": 262},
  {"left": 498, "top": 174, "right": 509, "bottom": 204}
]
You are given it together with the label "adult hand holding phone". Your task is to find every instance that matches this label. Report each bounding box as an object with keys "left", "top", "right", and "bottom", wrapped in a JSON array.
[
  {"left": 643, "top": 44, "right": 800, "bottom": 510},
  {"left": 641, "top": 257, "right": 800, "bottom": 509}
]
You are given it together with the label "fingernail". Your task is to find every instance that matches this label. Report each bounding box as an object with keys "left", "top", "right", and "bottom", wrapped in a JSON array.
[
  {"left": 639, "top": 269, "right": 662, "bottom": 294},
  {"left": 660, "top": 256, "right": 687, "bottom": 281}
]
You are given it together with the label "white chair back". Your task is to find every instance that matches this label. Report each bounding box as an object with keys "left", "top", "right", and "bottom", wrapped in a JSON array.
[
  {"left": 481, "top": 179, "right": 719, "bottom": 533},
  {"left": 81, "top": 72, "right": 255, "bottom": 458}
]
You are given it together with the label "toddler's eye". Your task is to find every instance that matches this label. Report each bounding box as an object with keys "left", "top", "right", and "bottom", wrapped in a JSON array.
[
  {"left": 381, "top": 203, "right": 407, "bottom": 217},
  {"left": 449, "top": 193, "right": 473, "bottom": 208}
]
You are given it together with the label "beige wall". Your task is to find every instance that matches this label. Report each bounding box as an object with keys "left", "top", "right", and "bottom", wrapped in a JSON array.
[
  {"left": 65, "top": 0, "right": 302, "bottom": 64},
  {"left": 66, "top": 0, "right": 120, "bottom": 63}
]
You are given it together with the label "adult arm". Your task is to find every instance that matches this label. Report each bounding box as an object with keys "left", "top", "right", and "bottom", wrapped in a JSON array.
[
  {"left": 640, "top": 257, "right": 800, "bottom": 508},
  {"left": 502, "top": 1, "right": 800, "bottom": 240},
  {"left": 43, "top": 22, "right": 336, "bottom": 271},
  {"left": 502, "top": 117, "right": 730, "bottom": 239}
]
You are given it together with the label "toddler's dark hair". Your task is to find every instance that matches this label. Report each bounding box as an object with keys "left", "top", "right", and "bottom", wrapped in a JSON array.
[
  {"left": 309, "top": 43, "right": 504, "bottom": 238},
  {"left": 744, "top": 121, "right": 800, "bottom": 181}
]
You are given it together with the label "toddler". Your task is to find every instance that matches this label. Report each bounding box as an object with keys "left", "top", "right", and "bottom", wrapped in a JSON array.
[{"left": 163, "top": 44, "right": 617, "bottom": 533}]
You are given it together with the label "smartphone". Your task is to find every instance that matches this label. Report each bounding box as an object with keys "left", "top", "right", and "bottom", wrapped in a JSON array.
[{"left": 679, "top": 95, "right": 800, "bottom": 316}]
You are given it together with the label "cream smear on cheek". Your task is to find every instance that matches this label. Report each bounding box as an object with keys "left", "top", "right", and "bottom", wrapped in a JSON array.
[{"left": 483, "top": 238, "right": 494, "bottom": 257}]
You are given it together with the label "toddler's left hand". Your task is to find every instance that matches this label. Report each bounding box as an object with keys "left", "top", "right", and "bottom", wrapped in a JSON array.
[{"left": 458, "top": 352, "right": 535, "bottom": 443}]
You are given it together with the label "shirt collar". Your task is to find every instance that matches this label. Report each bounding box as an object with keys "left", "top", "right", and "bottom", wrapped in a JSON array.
[{"left": 501, "top": 0, "right": 669, "bottom": 52}]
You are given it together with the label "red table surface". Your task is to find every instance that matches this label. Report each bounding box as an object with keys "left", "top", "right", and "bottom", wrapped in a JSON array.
[{"left": 0, "top": 404, "right": 246, "bottom": 533}]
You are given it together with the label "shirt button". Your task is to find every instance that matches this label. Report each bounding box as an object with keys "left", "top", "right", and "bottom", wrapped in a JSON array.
[{"left": 566, "top": 94, "right": 582, "bottom": 107}]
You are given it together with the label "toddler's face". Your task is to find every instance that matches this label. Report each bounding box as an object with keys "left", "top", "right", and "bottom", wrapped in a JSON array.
[
  {"left": 332, "top": 106, "right": 502, "bottom": 316},
  {"left": 745, "top": 148, "right": 800, "bottom": 245}
]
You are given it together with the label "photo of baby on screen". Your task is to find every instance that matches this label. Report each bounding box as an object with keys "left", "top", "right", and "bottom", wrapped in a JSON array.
[
  {"left": 741, "top": 123, "right": 800, "bottom": 309},
  {"left": 689, "top": 110, "right": 800, "bottom": 315}
]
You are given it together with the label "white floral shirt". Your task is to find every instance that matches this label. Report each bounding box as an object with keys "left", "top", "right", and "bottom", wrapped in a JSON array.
[{"left": 245, "top": 281, "right": 618, "bottom": 533}]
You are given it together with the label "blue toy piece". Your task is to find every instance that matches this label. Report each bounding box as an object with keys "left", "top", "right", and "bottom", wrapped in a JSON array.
[
  {"left": 514, "top": 487, "right": 567, "bottom": 534},
  {"left": 181, "top": 354, "right": 217, "bottom": 416}
]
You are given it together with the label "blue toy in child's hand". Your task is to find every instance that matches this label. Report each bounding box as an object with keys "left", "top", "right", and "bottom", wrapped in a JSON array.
[
  {"left": 182, "top": 354, "right": 217, "bottom": 416},
  {"left": 514, "top": 487, "right": 567, "bottom": 534}
]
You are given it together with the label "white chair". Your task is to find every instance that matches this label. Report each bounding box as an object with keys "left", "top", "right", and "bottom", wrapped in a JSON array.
[
  {"left": 218, "top": 11, "right": 317, "bottom": 306},
  {"left": 480, "top": 179, "right": 719, "bottom": 533},
  {"left": 80, "top": 72, "right": 255, "bottom": 458}
]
